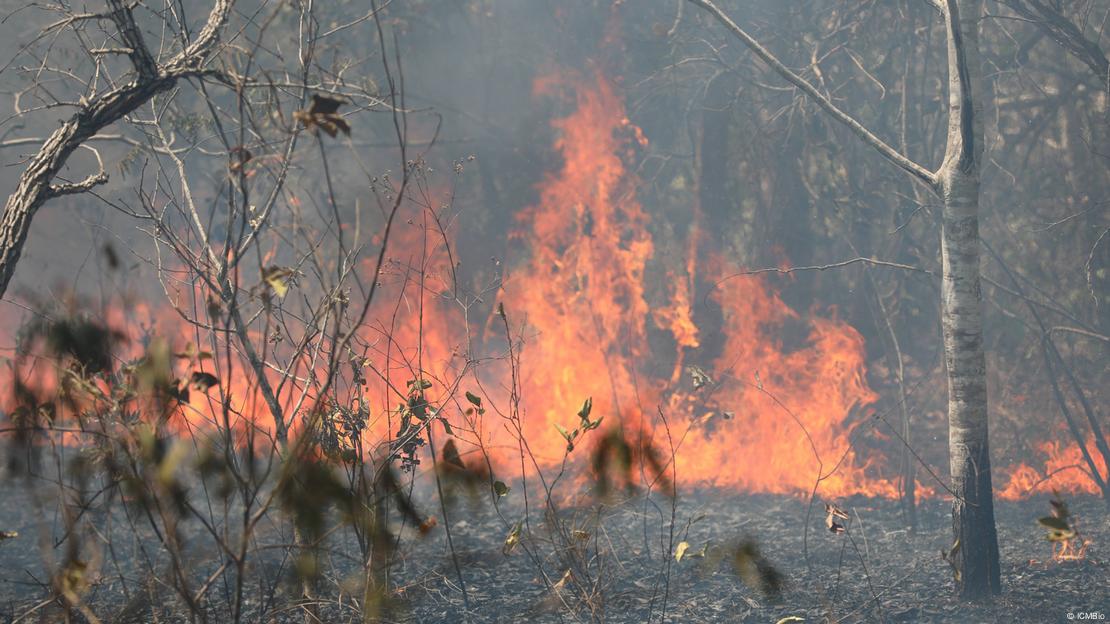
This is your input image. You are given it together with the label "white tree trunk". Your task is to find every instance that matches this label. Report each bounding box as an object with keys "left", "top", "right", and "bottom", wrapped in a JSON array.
[
  {"left": 939, "top": 0, "right": 1000, "bottom": 598},
  {"left": 687, "top": 0, "right": 1004, "bottom": 599},
  {"left": 940, "top": 169, "right": 1000, "bottom": 597}
]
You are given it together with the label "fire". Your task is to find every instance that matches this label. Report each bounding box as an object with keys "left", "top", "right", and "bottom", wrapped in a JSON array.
[
  {"left": 501, "top": 70, "right": 901, "bottom": 497},
  {"left": 1, "top": 67, "right": 1104, "bottom": 503},
  {"left": 1053, "top": 531, "right": 1091, "bottom": 562},
  {"left": 998, "top": 440, "right": 1106, "bottom": 500}
]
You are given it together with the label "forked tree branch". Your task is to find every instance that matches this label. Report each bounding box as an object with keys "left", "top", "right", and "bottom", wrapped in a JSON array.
[
  {"left": 686, "top": 0, "right": 939, "bottom": 188},
  {"left": 0, "top": 0, "right": 234, "bottom": 300}
]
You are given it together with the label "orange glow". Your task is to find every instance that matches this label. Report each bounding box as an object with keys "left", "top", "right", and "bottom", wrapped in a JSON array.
[
  {"left": 500, "top": 70, "right": 902, "bottom": 496},
  {"left": 1, "top": 69, "right": 1104, "bottom": 503},
  {"left": 998, "top": 440, "right": 1105, "bottom": 500}
]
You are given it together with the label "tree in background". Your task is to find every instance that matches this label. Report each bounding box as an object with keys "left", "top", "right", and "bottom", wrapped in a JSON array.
[{"left": 686, "top": 0, "right": 1002, "bottom": 598}]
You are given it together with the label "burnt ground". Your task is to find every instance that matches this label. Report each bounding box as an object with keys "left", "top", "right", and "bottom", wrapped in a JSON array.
[{"left": 0, "top": 475, "right": 1107, "bottom": 624}]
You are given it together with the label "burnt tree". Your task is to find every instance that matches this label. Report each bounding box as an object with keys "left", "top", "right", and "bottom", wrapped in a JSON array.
[{"left": 687, "top": 0, "right": 1002, "bottom": 598}]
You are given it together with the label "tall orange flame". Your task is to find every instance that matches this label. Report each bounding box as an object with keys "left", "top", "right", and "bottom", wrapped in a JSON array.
[{"left": 1, "top": 68, "right": 1103, "bottom": 503}]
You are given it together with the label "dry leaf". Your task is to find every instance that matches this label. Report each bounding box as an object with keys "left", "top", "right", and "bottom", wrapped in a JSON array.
[
  {"left": 503, "top": 520, "right": 523, "bottom": 555},
  {"left": 229, "top": 145, "right": 252, "bottom": 173},
  {"left": 294, "top": 94, "right": 351, "bottom": 137},
  {"left": 261, "top": 266, "right": 294, "bottom": 297},
  {"left": 825, "top": 503, "right": 848, "bottom": 534},
  {"left": 675, "top": 541, "right": 690, "bottom": 562},
  {"left": 418, "top": 516, "right": 437, "bottom": 535},
  {"left": 190, "top": 371, "right": 219, "bottom": 392}
]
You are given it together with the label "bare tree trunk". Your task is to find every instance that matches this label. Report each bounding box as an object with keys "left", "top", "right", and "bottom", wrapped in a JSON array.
[
  {"left": 687, "top": 0, "right": 1002, "bottom": 598},
  {"left": 938, "top": 0, "right": 1000, "bottom": 598},
  {"left": 939, "top": 169, "right": 1000, "bottom": 598}
]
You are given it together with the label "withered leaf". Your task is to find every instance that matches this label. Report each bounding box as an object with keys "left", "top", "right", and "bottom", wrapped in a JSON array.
[
  {"left": 190, "top": 371, "right": 219, "bottom": 392},
  {"left": 103, "top": 243, "right": 119, "bottom": 270},
  {"left": 294, "top": 94, "right": 351, "bottom": 138},
  {"left": 825, "top": 503, "right": 848, "bottom": 534},
  {"left": 262, "top": 266, "right": 295, "bottom": 297},
  {"left": 169, "top": 383, "right": 190, "bottom": 404},
  {"left": 441, "top": 439, "right": 466, "bottom": 470},
  {"left": 206, "top": 295, "right": 222, "bottom": 319},
  {"left": 1037, "top": 515, "right": 1071, "bottom": 532},
  {"left": 174, "top": 342, "right": 197, "bottom": 359},
  {"left": 675, "top": 541, "right": 690, "bottom": 562},
  {"left": 229, "top": 146, "right": 252, "bottom": 173},
  {"left": 1047, "top": 528, "right": 1077, "bottom": 542},
  {"left": 687, "top": 365, "right": 714, "bottom": 389},
  {"left": 418, "top": 516, "right": 437, "bottom": 535},
  {"left": 1049, "top": 492, "right": 1070, "bottom": 520},
  {"left": 731, "top": 539, "right": 784, "bottom": 601},
  {"left": 503, "top": 520, "right": 523, "bottom": 555}
]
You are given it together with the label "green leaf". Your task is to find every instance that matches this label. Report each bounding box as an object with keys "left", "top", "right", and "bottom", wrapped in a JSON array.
[
  {"left": 553, "top": 423, "right": 568, "bottom": 440},
  {"left": 493, "top": 481, "right": 510, "bottom": 498},
  {"left": 1049, "top": 495, "right": 1069, "bottom": 520},
  {"left": 465, "top": 391, "right": 482, "bottom": 407},
  {"left": 577, "top": 397, "right": 593, "bottom": 421}
]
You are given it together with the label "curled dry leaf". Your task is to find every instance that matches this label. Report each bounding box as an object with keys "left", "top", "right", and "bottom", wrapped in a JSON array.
[
  {"left": 190, "top": 371, "right": 219, "bottom": 392},
  {"left": 825, "top": 503, "right": 848, "bottom": 534},
  {"left": 294, "top": 94, "right": 351, "bottom": 137}
]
